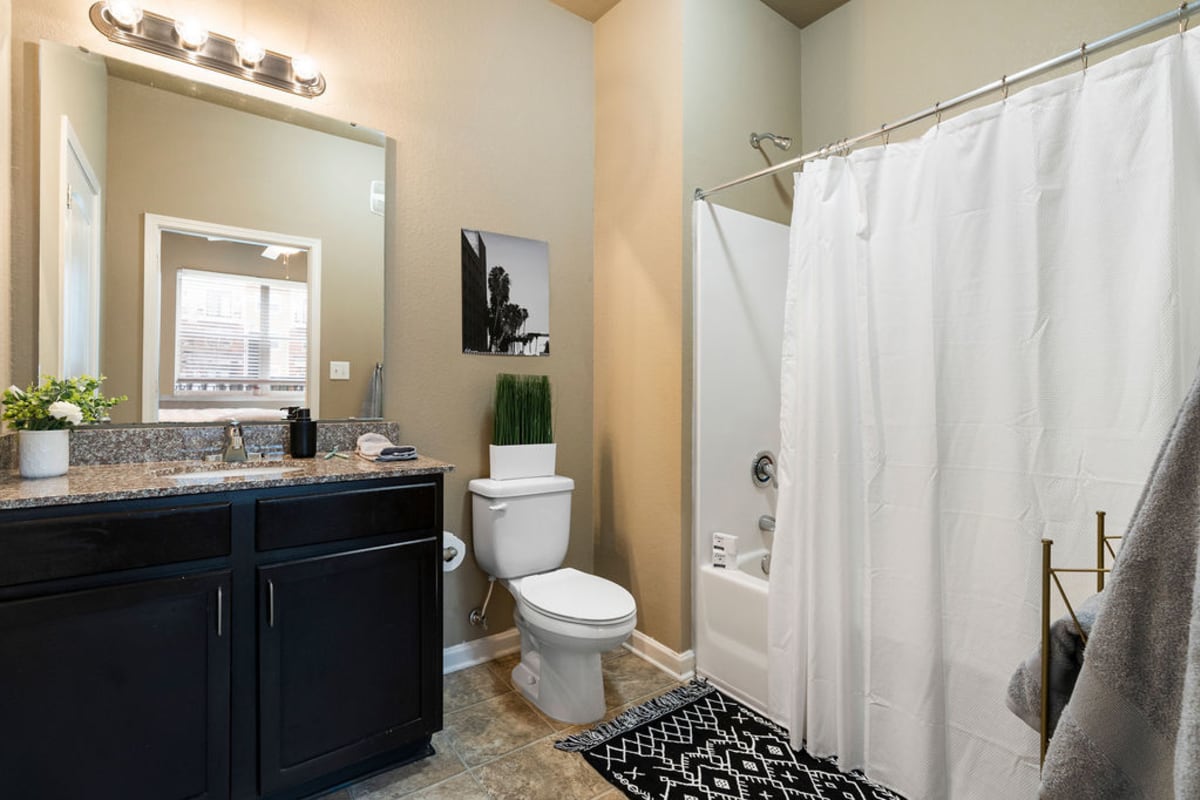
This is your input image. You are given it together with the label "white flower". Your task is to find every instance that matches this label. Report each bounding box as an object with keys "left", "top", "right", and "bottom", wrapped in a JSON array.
[
  {"left": 6, "top": 385, "right": 23, "bottom": 397},
  {"left": 48, "top": 401, "right": 83, "bottom": 426}
]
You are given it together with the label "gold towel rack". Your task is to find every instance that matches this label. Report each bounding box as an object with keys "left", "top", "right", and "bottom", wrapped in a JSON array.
[{"left": 1040, "top": 511, "right": 1123, "bottom": 766}]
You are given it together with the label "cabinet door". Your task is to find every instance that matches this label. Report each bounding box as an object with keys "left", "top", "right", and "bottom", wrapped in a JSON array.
[
  {"left": 0, "top": 570, "right": 231, "bottom": 800},
  {"left": 258, "top": 538, "right": 438, "bottom": 796}
]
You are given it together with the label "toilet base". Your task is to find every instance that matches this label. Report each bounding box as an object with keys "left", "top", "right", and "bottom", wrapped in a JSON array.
[{"left": 512, "top": 615, "right": 612, "bottom": 724}]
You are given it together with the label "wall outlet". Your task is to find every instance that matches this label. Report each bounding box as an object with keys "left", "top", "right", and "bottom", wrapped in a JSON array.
[{"left": 329, "top": 361, "right": 350, "bottom": 380}]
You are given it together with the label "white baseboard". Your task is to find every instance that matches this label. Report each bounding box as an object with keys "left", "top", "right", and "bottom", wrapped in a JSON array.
[
  {"left": 623, "top": 629, "right": 696, "bottom": 681},
  {"left": 443, "top": 627, "right": 520, "bottom": 674},
  {"left": 443, "top": 626, "right": 695, "bottom": 682}
]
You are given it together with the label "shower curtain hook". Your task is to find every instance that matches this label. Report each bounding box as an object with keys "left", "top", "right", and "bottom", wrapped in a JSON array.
[
  {"left": 935, "top": 101, "right": 943, "bottom": 127},
  {"left": 881, "top": 124, "right": 889, "bottom": 147},
  {"left": 1080, "top": 42, "right": 1088, "bottom": 71},
  {"left": 1181, "top": 3, "right": 1190, "bottom": 35},
  {"left": 1001, "top": 74, "right": 1010, "bottom": 100}
]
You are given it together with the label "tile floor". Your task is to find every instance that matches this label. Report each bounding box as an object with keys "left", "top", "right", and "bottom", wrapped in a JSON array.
[{"left": 332, "top": 648, "right": 683, "bottom": 800}]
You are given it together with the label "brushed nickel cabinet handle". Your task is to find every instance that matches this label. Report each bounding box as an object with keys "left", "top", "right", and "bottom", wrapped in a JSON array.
[
  {"left": 217, "top": 586, "right": 223, "bottom": 637},
  {"left": 268, "top": 579, "right": 275, "bottom": 627}
]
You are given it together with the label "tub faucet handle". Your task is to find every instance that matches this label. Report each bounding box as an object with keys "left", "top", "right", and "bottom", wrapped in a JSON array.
[
  {"left": 752, "top": 451, "right": 777, "bottom": 488},
  {"left": 758, "top": 515, "right": 776, "bottom": 532}
]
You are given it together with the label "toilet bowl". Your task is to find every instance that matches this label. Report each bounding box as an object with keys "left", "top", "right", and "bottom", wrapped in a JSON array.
[
  {"left": 505, "top": 568, "right": 637, "bottom": 723},
  {"left": 468, "top": 476, "right": 638, "bottom": 724}
]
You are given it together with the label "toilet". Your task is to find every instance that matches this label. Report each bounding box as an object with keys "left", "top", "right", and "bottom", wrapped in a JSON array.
[{"left": 469, "top": 475, "right": 637, "bottom": 724}]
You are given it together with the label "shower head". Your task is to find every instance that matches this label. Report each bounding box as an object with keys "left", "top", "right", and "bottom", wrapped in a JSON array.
[{"left": 750, "top": 132, "right": 792, "bottom": 151}]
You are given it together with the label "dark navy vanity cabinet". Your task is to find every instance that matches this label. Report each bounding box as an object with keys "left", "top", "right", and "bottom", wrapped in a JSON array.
[{"left": 0, "top": 473, "right": 443, "bottom": 800}]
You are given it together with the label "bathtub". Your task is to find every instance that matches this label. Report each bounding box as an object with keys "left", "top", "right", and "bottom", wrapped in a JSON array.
[{"left": 695, "top": 547, "right": 770, "bottom": 714}]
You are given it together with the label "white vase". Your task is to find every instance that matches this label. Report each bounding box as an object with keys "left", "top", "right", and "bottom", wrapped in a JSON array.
[
  {"left": 489, "top": 443, "right": 556, "bottom": 480},
  {"left": 19, "top": 429, "right": 70, "bottom": 479}
]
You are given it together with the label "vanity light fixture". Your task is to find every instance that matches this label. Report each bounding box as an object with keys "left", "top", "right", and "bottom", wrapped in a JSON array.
[
  {"left": 104, "top": 0, "right": 143, "bottom": 29},
  {"left": 290, "top": 54, "right": 320, "bottom": 85},
  {"left": 89, "top": 2, "right": 326, "bottom": 98},
  {"left": 173, "top": 17, "right": 208, "bottom": 50},
  {"left": 235, "top": 36, "right": 266, "bottom": 68}
]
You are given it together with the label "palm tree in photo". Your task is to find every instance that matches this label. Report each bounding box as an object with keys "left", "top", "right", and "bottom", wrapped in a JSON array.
[{"left": 487, "top": 266, "right": 531, "bottom": 353}]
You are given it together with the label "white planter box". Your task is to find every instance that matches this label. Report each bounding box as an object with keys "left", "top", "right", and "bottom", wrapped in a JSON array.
[
  {"left": 489, "top": 443, "right": 556, "bottom": 480},
  {"left": 19, "top": 429, "right": 70, "bottom": 479}
]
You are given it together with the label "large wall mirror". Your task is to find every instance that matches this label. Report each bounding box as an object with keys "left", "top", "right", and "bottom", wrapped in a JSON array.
[{"left": 38, "top": 40, "right": 386, "bottom": 424}]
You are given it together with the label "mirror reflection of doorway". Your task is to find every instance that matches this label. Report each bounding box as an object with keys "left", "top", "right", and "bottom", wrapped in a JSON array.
[
  {"left": 60, "top": 119, "right": 102, "bottom": 378},
  {"left": 142, "top": 216, "right": 322, "bottom": 423}
]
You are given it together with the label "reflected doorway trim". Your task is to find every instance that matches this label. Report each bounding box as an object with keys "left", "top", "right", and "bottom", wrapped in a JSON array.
[
  {"left": 53, "top": 116, "right": 103, "bottom": 378},
  {"left": 141, "top": 214, "right": 323, "bottom": 422}
]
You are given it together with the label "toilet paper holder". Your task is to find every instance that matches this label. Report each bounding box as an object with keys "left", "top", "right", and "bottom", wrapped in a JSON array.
[{"left": 443, "top": 545, "right": 459, "bottom": 563}]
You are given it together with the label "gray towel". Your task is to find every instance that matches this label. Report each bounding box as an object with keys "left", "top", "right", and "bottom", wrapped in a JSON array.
[
  {"left": 1006, "top": 592, "right": 1104, "bottom": 736},
  {"left": 1040, "top": 369, "right": 1200, "bottom": 799}
]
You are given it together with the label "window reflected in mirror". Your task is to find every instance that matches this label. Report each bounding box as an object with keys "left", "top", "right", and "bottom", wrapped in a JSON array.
[{"left": 158, "top": 229, "right": 315, "bottom": 423}]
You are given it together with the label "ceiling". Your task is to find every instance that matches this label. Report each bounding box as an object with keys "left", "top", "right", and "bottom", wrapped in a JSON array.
[{"left": 550, "top": 0, "right": 849, "bottom": 28}]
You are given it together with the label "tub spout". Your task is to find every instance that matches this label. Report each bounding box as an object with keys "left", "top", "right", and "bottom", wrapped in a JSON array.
[{"left": 758, "top": 515, "right": 776, "bottom": 532}]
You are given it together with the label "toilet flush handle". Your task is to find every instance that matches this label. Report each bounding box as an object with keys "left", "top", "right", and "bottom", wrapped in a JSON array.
[{"left": 488, "top": 502, "right": 508, "bottom": 512}]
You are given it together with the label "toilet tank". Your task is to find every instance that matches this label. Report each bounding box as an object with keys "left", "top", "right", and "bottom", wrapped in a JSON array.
[{"left": 469, "top": 475, "right": 574, "bottom": 579}]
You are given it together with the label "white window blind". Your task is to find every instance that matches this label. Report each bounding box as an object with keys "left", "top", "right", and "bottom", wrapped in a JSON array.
[{"left": 174, "top": 268, "right": 307, "bottom": 397}]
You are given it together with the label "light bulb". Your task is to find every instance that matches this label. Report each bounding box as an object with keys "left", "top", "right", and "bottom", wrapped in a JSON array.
[
  {"left": 291, "top": 54, "right": 320, "bottom": 84},
  {"left": 235, "top": 36, "right": 266, "bottom": 67},
  {"left": 174, "top": 18, "right": 209, "bottom": 50},
  {"left": 104, "top": 0, "right": 143, "bottom": 29}
]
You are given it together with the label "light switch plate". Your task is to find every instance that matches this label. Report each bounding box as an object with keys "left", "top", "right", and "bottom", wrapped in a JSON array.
[{"left": 329, "top": 361, "right": 350, "bottom": 380}]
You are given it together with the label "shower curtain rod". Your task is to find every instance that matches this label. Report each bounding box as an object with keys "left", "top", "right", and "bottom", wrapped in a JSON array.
[{"left": 695, "top": 1, "right": 1200, "bottom": 200}]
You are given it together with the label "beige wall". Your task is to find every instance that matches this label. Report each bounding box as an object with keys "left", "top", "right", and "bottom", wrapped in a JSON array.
[
  {"left": 0, "top": 0, "right": 10, "bottom": 396},
  {"left": 683, "top": 0, "right": 803, "bottom": 225},
  {"left": 594, "top": 0, "right": 686, "bottom": 652},
  {"left": 681, "top": 0, "right": 802, "bottom": 651},
  {"left": 104, "top": 76, "right": 382, "bottom": 421},
  {"left": 10, "top": 0, "right": 595, "bottom": 650},
  {"left": 595, "top": 0, "right": 802, "bottom": 654},
  {"left": 801, "top": 0, "right": 1171, "bottom": 150},
  {"left": 36, "top": 41, "right": 106, "bottom": 379}
]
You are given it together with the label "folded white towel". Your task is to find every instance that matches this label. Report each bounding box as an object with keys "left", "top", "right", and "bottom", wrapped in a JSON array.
[
  {"left": 355, "top": 433, "right": 418, "bottom": 462},
  {"left": 356, "top": 432, "right": 395, "bottom": 458}
]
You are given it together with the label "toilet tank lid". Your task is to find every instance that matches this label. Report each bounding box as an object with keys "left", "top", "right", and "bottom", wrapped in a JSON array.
[{"left": 469, "top": 475, "right": 575, "bottom": 498}]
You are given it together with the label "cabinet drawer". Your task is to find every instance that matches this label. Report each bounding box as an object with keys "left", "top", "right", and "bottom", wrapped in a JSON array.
[
  {"left": 0, "top": 503, "right": 232, "bottom": 589},
  {"left": 255, "top": 483, "right": 437, "bottom": 551}
]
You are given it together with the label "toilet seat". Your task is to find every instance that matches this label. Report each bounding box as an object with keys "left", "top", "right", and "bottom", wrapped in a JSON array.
[{"left": 510, "top": 568, "right": 636, "bottom": 624}]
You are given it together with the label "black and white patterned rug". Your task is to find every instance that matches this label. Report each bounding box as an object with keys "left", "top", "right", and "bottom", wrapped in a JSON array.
[{"left": 555, "top": 680, "right": 904, "bottom": 800}]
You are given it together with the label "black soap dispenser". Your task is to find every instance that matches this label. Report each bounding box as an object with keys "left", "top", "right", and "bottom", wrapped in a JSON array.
[{"left": 288, "top": 408, "right": 317, "bottom": 458}]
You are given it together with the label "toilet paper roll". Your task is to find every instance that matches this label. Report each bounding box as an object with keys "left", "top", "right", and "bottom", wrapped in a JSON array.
[{"left": 442, "top": 531, "right": 467, "bottom": 572}]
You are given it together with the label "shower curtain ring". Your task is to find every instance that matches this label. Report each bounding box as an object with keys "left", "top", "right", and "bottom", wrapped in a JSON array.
[
  {"left": 1181, "top": 2, "right": 1190, "bottom": 35},
  {"left": 935, "top": 101, "right": 943, "bottom": 127},
  {"left": 1001, "top": 74, "right": 1009, "bottom": 100},
  {"left": 1080, "top": 42, "right": 1088, "bottom": 71},
  {"left": 881, "top": 124, "right": 889, "bottom": 147}
]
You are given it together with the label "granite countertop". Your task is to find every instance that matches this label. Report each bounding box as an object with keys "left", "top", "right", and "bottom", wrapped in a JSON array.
[{"left": 0, "top": 453, "right": 455, "bottom": 511}]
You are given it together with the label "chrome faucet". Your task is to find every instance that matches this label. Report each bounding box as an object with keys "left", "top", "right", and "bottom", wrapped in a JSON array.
[{"left": 222, "top": 421, "right": 248, "bottom": 462}]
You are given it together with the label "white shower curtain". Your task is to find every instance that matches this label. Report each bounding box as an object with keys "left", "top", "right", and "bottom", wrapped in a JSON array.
[{"left": 768, "top": 30, "right": 1200, "bottom": 800}]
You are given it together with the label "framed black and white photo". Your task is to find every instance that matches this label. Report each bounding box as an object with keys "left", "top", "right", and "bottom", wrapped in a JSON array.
[{"left": 461, "top": 229, "right": 550, "bottom": 356}]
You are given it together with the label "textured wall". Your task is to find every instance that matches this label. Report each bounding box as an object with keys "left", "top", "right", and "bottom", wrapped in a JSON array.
[
  {"left": 594, "top": 0, "right": 803, "bottom": 655},
  {"left": 10, "top": 0, "right": 594, "bottom": 650},
  {"left": 800, "top": 0, "right": 1171, "bottom": 150},
  {"left": 0, "top": 0, "right": 10, "bottom": 396},
  {"left": 681, "top": 0, "right": 803, "bottom": 652},
  {"left": 594, "top": 0, "right": 686, "bottom": 651}
]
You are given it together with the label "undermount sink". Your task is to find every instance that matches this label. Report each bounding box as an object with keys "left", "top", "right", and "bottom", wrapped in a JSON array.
[{"left": 157, "top": 464, "right": 302, "bottom": 484}]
